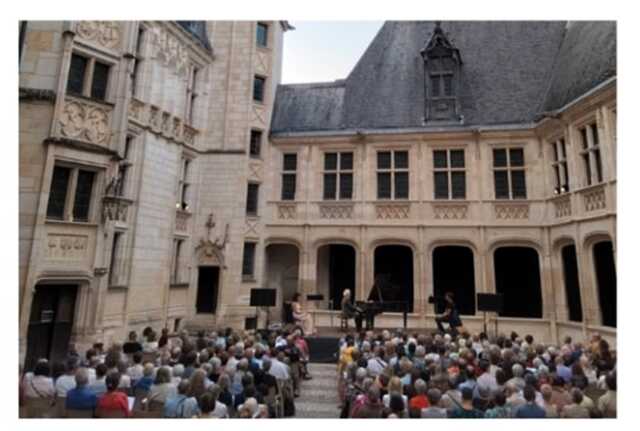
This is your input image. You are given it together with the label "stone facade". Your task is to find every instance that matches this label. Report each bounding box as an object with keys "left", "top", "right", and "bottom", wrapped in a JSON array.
[{"left": 19, "top": 20, "right": 287, "bottom": 364}]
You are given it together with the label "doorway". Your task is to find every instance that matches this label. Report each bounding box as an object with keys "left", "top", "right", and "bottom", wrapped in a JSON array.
[
  {"left": 25, "top": 285, "right": 78, "bottom": 371},
  {"left": 196, "top": 266, "right": 220, "bottom": 314}
]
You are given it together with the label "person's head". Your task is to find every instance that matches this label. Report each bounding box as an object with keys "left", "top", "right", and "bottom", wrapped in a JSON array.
[
  {"left": 177, "top": 379, "right": 190, "bottom": 395},
  {"left": 343, "top": 289, "right": 351, "bottom": 299},
  {"left": 414, "top": 378, "right": 427, "bottom": 395},
  {"left": 427, "top": 388, "right": 442, "bottom": 406},
  {"left": 367, "top": 386, "right": 380, "bottom": 403},
  {"left": 389, "top": 393, "right": 404, "bottom": 414},
  {"left": 132, "top": 351, "right": 143, "bottom": 365},
  {"left": 571, "top": 388, "right": 584, "bottom": 405},
  {"left": 33, "top": 359, "right": 50, "bottom": 377},
  {"left": 105, "top": 371, "right": 121, "bottom": 392},
  {"left": 143, "top": 363, "right": 154, "bottom": 377},
  {"left": 478, "top": 359, "right": 490, "bottom": 374},
  {"left": 512, "top": 363, "right": 524, "bottom": 378},
  {"left": 388, "top": 376, "right": 403, "bottom": 395},
  {"left": 75, "top": 367, "right": 89, "bottom": 387},
  {"left": 541, "top": 384, "right": 553, "bottom": 402},
  {"left": 155, "top": 366, "right": 171, "bottom": 385},
  {"left": 493, "top": 390, "right": 506, "bottom": 407},
  {"left": 523, "top": 385, "right": 536, "bottom": 403},
  {"left": 292, "top": 292, "right": 301, "bottom": 302},
  {"left": 445, "top": 291, "right": 454, "bottom": 304},
  {"left": 95, "top": 363, "right": 108, "bottom": 379},
  {"left": 198, "top": 392, "right": 216, "bottom": 415},
  {"left": 217, "top": 372, "right": 230, "bottom": 390},
  {"left": 461, "top": 386, "right": 473, "bottom": 402},
  {"left": 128, "top": 331, "right": 138, "bottom": 342},
  {"left": 173, "top": 363, "right": 184, "bottom": 379}
]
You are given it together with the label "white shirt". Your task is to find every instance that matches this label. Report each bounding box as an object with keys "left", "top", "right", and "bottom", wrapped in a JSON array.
[
  {"left": 210, "top": 401, "right": 229, "bottom": 418},
  {"left": 127, "top": 364, "right": 144, "bottom": 381},
  {"left": 118, "top": 373, "right": 131, "bottom": 389},
  {"left": 269, "top": 358, "right": 290, "bottom": 380},
  {"left": 55, "top": 374, "right": 76, "bottom": 397},
  {"left": 23, "top": 374, "right": 55, "bottom": 398}
]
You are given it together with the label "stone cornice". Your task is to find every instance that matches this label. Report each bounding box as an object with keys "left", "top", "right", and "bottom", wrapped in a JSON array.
[{"left": 19, "top": 87, "right": 56, "bottom": 103}]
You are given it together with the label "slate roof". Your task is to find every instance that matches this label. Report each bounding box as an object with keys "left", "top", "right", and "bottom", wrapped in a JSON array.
[{"left": 271, "top": 21, "right": 616, "bottom": 135}]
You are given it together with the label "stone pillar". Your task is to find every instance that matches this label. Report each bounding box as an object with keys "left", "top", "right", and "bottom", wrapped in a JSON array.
[{"left": 542, "top": 230, "right": 559, "bottom": 344}]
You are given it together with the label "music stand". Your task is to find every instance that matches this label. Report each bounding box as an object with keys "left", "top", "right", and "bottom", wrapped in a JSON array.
[{"left": 476, "top": 293, "right": 504, "bottom": 336}]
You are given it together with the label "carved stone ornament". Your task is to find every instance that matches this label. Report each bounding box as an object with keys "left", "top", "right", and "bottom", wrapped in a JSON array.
[
  {"left": 149, "top": 26, "right": 189, "bottom": 75},
  {"left": 76, "top": 21, "right": 121, "bottom": 49},
  {"left": 196, "top": 213, "right": 230, "bottom": 268},
  {"left": 59, "top": 97, "right": 112, "bottom": 146}
]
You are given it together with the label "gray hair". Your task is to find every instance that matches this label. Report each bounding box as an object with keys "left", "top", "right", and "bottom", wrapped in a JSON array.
[
  {"left": 75, "top": 367, "right": 89, "bottom": 386},
  {"left": 414, "top": 379, "right": 427, "bottom": 394},
  {"left": 427, "top": 388, "right": 442, "bottom": 404},
  {"left": 173, "top": 363, "right": 184, "bottom": 377},
  {"left": 356, "top": 367, "right": 368, "bottom": 381},
  {"left": 512, "top": 363, "right": 524, "bottom": 377}
]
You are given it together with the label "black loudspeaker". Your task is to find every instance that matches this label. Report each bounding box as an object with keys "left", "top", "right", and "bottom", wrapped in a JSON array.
[
  {"left": 250, "top": 288, "right": 276, "bottom": 307},
  {"left": 477, "top": 293, "right": 504, "bottom": 313},
  {"left": 306, "top": 294, "right": 324, "bottom": 301},
  {"left": 245, "top": 317, "right": 257, "bottom": 330}
]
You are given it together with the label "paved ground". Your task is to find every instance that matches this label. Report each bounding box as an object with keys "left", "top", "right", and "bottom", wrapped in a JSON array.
[{"left": 295, "top": 363, "right": 340, "bottom": 418}]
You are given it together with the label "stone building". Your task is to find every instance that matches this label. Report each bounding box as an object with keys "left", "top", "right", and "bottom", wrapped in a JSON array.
[
  {"left": 19, "top": 20, "right": 616, "bottom": 367},
  {"left": 19, "top": 20, "right": 289, "bottom": 367}
]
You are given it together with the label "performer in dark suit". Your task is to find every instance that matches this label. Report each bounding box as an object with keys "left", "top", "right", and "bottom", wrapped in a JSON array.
[
  {"left": 340, "top": 289, "right": 364, "bottom": 331},
  {"left": 435, "top": 292, "right": 463, "bottom": 335}
]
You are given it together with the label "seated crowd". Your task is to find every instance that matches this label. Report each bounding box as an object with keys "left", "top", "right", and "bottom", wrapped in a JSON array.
[
  {"left": 338, "top": 330, "right": 616, "bottom": 419},
  {"left": 20, "top": 326, "right": 312, "bottom": 418}
]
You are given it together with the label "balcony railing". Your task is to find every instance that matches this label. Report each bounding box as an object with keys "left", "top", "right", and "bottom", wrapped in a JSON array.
[{"left": 128, "top": 97, "right": 199, "bottom": 147}]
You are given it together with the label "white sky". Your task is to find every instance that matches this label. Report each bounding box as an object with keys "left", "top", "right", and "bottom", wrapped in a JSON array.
[{"left": 281, "top": 21, "right": 383, "bottom": 84}]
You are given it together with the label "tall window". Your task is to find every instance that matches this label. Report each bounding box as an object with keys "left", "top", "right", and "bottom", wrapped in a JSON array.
[
  {"left": 246, "top": 183, "right": 259, "bottom": 216},
  {"left": 281, "top": 153, "right": 297, "bottom": 201},
  {"left": 377, "top": 150, "right": 409, "bottom": 199},
  {"left": 249, "top": 129, "right": 262, "bottom": 158},
  {"left": 493, "top": 148, "right": 526, "bottom": 199},
  {"left": 171, "top": 238, "right": 184, "bottom": 284},
  {"left": 256, "top": 23, "right": 268, "bottom": 47},
  {"left": 46, "top": 164, "right": 98, "bottom": 222},
  {"left": 579, "top": 122, "right": 603, "bottom": 186},
  {"left": 551, "top": 138, "right": 569, "bottom": 194},
  {"left": 323, "top": 152, "right": 353, "bottom": 200},
  {"left": 253, "top": 76, "right": 265, "bottom": 102},
  {"left": 116, "top": 136, "right": 133, "bottom": 197},
  {"left": 67, "top": 53, "right": 110, "bottom": 101},
  {"left": 433, "top": 149, "right": 465, "bottom": 199},
  {"left": 108, "top": 231, "right": 123, "bottom": 285},
  {"left": 131, "top": 26, "right": 145, "bottom": 97},
  {"left": 177, "top": 157, "right": 191, "bottom": 211},
  {"left": 185, "top": 66, "right": 199, "bottom": 124},
  {"left": 242, "top": 242, "right": 257, "bottom": 279}
]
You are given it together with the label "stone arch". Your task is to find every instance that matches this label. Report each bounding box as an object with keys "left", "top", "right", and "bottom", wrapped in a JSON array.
[
  {"left": 315, "top": 240, "right": 358, "bottom": 310},
  {"left": 430, "top": 244, "right": 477, "bottom": 315},
  {"left": 264, "top": 242, "right": 301, "bottom": 321},
  {"left": 583, "top": 233, "right": 616, "bottom": 328}
]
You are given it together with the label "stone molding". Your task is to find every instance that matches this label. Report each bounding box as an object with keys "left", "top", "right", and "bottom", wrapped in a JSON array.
[
  {"left": 552, "top": 195, "right": 572, "bottom": 218},
  {"left": 128, "top": 97, "right": 198, "bottom": 147},
  {"left": 494, "top": 203, "right": 529, "bottom": 220},
  {"left": 46, "top": 234, "right": 88, "bottom": 260},
  {"left": 59, "top": 95, "right": 113, "bottom": 146},
  {"left": 277, "top": 203, "right": 297, "bottom": 220},
  {"left": 319, "top": 203, "right": 354, "bottom": 219},
  {"left": 19, "top": 87, "right": 56, "bottom": 102},
  {"left": 75, "top": 21, "right": 121, "bottom": 50},
  {"left": 432, "top": 203, "right": 468, "bottom": 220},
  {"left": 175, "top": 209, "right": 191, "bottom": 232},
  {"left": 582, "top": 185, "right": 606, "bottom": 212},
  {"left": 375, "top": 203, "right": 410, "bottom": 219}
]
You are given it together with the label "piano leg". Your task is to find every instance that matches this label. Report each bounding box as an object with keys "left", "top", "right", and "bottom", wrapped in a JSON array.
[
  {"left": 365, "top": 313, "right": 375, "bottom": 331},
  {"left": 354, "top": 314, "right": 363, "bottom": 332}
]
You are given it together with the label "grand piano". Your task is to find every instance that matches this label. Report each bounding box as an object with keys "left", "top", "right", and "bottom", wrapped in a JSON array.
[{"left": 355, "top": 274, "right": 409, "bottom": 329}]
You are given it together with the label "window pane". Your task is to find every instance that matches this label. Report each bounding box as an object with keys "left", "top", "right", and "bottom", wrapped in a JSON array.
[
  {"left": 46, "top": 166, "right": 71, "bottom": 219},
  {"left": 340, "top": 152, "right": 353, "bottom": 170},
  {"left": 377, "top": 172, "right": 391, "bottom": 199},
  {"left": 324, "top": 153, "right": 337, "bottom": 171},
  {"left": 560, "top": 139, "right": 567, "bottom": 159},
  {"left": 553, "top": 165, "right": 561, "bottom": 189},
  {"left": 395, "top": 172, "right": 409, "bottom": 199},
  {"left": 253, "top": 76, "right": 265, "bottom": 102},
  {"left": 246, "top": 183, "right": 259, "bottom": 215},
  {"left": 67, "top": 54, "right": 87, "bottom": 95},
  {"left": 580, "top": 127, "right": 589, "bottom": 150},
  {"left": 509, "top": 148, "right": 524, "bottom": 167},
  {"left": 394, "top": 151, "right": 408, "bottom": 169},
  {"left": 430, "top": 76, "right": 440, "bottom": 97},
  {"left": 494, "top": 170, "right": 509, "bottom": 199},
  {"left": 108, "top": 232, "right": 122, "bottom": 285},
  {"left": 493, "top": 149, "right": 507, "bottom": 167},
  {"left": 450, "top": 149, "right": 465, "bottom": 168},
  {"left": 377, "top": 151, "right": 391, "bottom": 170},
  {"left": 283, "top": 153, "right": 297, "bottom": 171},
  {"left": 281, "top": 174, "right": 296, "bottom": 200},
  {"left": 250, "top": 130, "right": 262, "bottom": 156},
  {"left": 323, "top": 173, "right": 336, "bottom": 200},
  {"left": 583, "top": 154, "right": 592, "bottom": 186},
  {"left": 594, "top": 149, "right": 603, "bottom": 183},
  {"left": 434, "top": 171, "right": 449, "bottom": 199},
  {"left": 552, "top": 143, "right": 559, "bottom": 162},
  {"left": 561, "top": 162, "right": 569, "bottom": 190},
  {"left": 451, "top": 171, "right": 466, "bottom": 199},
  {"left": 590, "top": 123, "right": 599, "bottom": 147},
  {"left": 433, "top": 150, "right": 448, "bottom": 168},
  {"left": 511, "top": 170, "right": 527, "bottom": 199},
  {"left": 443, "top": 75, "right": 453, "bottom": 96},
  {"left": 256, "top": 23, "right": 268, "bottom": 47},
  {"left": 339, "top": 173, "right": 353, "bottom": 200},
  {"left": 73, "top": 170, "right": 95, "bottom": 222},
  {"left": 242, "top": 242, "right": 256, "bottom": 276},
  {"left": 91, "top": 62, "right": 110, "bottom": 100}
]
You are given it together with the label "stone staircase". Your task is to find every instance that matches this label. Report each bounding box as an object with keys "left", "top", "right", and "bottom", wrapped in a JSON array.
[{"left": 295, "top": 363, "right": 340, "bottom": 418}]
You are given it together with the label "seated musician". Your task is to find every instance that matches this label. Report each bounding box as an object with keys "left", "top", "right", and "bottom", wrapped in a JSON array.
[
  {"left": 291, "top": 292, "right": 316, "bottom": 336},
  {"left": 435, "top": 292, "right": 463, "bottom": 335},
  {"left": 340, "top": 289, "right": 364, "bottom": 331}
]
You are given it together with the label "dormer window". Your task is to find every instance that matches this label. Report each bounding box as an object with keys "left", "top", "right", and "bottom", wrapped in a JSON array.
[{"left": 421, "top": 22, "right": 462, "bottom": 123}]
